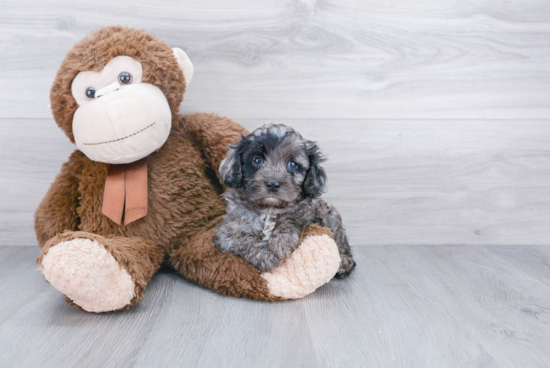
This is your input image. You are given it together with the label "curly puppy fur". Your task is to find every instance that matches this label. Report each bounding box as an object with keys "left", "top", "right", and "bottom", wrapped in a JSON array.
[{"left": 213, "top": 124, "right": 356, "bottom": 278}]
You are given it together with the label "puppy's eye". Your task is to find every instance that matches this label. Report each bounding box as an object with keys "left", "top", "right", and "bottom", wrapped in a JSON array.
[
  {"left": 252, "top": 157, "right": 263, "bottom": 168},
  {"left": 287, "top": 161, "right": 297, "bottom": 171},
  {"left": 118, "top": 72, "right": 132, "bottom": 84},
  {"left": 86, "top": 87, "right": 96, "bottom": 99}
]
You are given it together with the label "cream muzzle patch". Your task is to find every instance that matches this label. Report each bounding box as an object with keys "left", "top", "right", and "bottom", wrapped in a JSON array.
[{"left": 71, "top": 56, "right": 172, "bottom": 164}]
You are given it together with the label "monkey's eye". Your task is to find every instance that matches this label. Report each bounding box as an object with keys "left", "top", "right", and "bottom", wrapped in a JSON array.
[
  {"left": 252, "top": 157, "right": 263, "bottom": 168},
  {"left": 118, "top": 72, "right": 133, "bottom": 85},
  {"left": 86, "top": 87, "right": 96, "bottom": 99},
  {"left": 287, "top": 161, "right": 297, "bottom": 171}
]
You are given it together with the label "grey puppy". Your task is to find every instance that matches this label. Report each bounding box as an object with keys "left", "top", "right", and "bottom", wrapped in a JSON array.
[{"left": 213, "top": 124, "right": 355, "bottom": 278}]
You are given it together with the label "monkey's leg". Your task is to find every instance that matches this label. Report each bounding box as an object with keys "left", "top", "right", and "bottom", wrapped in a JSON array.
[
  {"left": 170, "top": 221, "right": 340, "bottom": 301},
  {"left": 36, "top": 231, "right": 164, "bottom": 313}
]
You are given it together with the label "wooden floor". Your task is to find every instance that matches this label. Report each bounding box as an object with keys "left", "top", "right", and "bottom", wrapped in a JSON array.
[{"left": 1, "top": 245, "right": 550, "bottom": 367}]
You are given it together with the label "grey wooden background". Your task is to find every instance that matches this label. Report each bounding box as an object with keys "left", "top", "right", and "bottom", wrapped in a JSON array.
[{"left": 1, "top": 0, "right": 550, "bottom": 247}]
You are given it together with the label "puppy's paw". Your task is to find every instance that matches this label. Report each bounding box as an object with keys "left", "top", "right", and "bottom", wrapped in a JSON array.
[
  {"left": 266, "top": 231, "right": 300, "bottom": 262},
  {"left": 39, "top": 238, "right": 135, "bottom": 313},
  {"left": 261, "top": 233, "right": 340, "bottom": 299},
  {"left": 334, "top": 257, "right": 356, "bottom": 279}
]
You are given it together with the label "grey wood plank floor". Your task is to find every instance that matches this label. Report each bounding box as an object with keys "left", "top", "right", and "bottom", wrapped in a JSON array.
[{"left": 1, "top": 246, "right": 550, "bottom": 367}]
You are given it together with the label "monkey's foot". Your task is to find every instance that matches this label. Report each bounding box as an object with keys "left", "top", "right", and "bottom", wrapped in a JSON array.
[
  {"left": 261, "top": 233, "right": 340, "bottom": 299},
  {"left": 40, "top": 238, "right": 135, "bottom": 313}
]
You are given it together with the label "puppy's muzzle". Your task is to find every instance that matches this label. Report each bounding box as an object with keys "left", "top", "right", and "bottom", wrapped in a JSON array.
[{"left": 265, "top": 179, "right": 281, "bottom": 193}]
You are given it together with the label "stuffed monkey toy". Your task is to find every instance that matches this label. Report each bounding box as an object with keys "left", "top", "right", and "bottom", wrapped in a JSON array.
[{"left": 35, "top": 26, "right": 342, "bottom": 312}]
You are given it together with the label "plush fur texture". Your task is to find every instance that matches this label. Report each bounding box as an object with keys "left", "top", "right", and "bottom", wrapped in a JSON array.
[
  {"left": 35, "top": 27, "right": 342, "bottom": 311},
  {"left": 262, "top": 225, "right": 341, "bottom": 299},
  {"left": 40, "top": 238, "right": 136, "bottom": 313},
  {"left": 37, "top": 231, "right": 164, "bottom": 310},
  {"left": 213, "top": 124, "right": 356, "bottom": 276},
  {"left": 50, "top": 26, "right": 185, "bottom": 143}
]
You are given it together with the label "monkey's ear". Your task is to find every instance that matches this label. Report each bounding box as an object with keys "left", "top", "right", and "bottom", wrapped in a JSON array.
[
  {"left": 218, "top": 142, "right": 243, "bottom": 188},
  {"left": 172, "top": 48, "right": 194, "bottom": 87},
  {"left": 303, "top": 140, "right": 327, "bottom": 198}
]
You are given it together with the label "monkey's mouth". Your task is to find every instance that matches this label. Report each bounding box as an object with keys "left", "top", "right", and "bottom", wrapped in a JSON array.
[{"left": 82, "top": 122, "right": 156, "bottom": 146}]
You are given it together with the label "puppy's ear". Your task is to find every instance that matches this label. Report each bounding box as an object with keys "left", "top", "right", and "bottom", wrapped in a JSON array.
[
  {"left": 219, "top": 136, "right": 245, "bottom": 188},
  {"left": 303, "top": 140, "right": 327, "bottom": 198}
]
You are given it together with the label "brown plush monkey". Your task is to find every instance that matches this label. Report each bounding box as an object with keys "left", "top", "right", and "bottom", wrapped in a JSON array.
[{"left": 35, "top": 26, "right": 342, "bottom": 312}]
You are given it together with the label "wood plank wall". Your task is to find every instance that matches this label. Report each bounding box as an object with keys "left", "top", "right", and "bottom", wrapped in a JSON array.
[{"left": 1, "top": 0, "right": 549, "bottom": 246}]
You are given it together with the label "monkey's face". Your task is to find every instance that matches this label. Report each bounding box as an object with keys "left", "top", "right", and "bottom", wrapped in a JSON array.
[
  {"left": 50, "top": 27, "right": 194, "bottom": 164},
  {"left": 71, "top": 55, "right": 173, "bottom": 164}
]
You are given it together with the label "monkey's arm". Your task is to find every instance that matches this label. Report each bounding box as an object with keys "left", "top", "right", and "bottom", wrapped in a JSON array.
[
  {"left": 180, "top": 112, "right": 248, "bottom": 178},
  {"left": 34, "top": 150, "right": 85, "bottom": 248}
]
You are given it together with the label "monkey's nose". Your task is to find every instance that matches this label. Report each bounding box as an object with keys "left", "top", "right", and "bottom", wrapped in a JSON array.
[
  {"left": 95, "top": 81, "right": 121, "bottom": 98},
  {"left": 265, "top": 179, "right": 281, "bottom": 192}
]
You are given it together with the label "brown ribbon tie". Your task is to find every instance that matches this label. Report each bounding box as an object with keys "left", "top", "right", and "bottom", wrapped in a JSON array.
[{"left": 102, "top": 157, "right": 148, "bottom": 226}]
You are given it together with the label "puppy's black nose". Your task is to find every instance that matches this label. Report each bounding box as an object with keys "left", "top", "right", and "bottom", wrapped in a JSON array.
[{"left": 265, "top": 179, "right": 281, "bottom": 192}]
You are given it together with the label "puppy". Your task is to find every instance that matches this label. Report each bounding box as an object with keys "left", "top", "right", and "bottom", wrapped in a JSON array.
[{"left": 213, "top": 124, "right": 355, "bottom": 279}]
